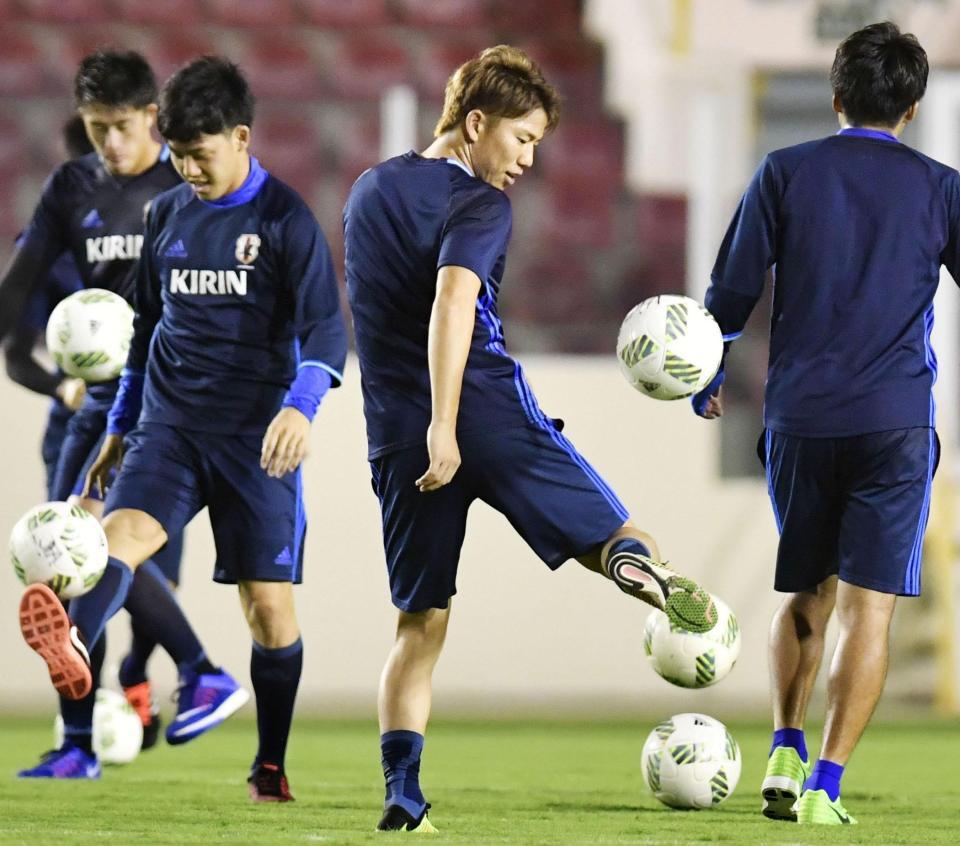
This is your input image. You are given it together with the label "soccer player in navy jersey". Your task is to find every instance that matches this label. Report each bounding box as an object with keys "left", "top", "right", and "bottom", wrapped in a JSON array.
[
  {"left": 693, "top": 23, "right": 947, "bottom": 825},
  {"left": 343, "top": 45, "right": 718, "bottom": 832},
  {"left": 2, "top": 52, "right": 244, "bottom": 779},
  {"left": 24, "top": 56, "right": 348, "bottom": 801}
]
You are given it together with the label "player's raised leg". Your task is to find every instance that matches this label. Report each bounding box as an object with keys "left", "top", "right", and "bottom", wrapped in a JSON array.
[
  {"left": 761, "top": 579, "right": 834, "bottom": 820},
  {"left": 241, "top": 581, "right": 303, "bottom": 803}
]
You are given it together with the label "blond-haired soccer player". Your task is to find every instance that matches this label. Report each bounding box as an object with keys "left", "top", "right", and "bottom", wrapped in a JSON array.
[{"left": 344, "top": 45, "right": 718, "bottom": 832}]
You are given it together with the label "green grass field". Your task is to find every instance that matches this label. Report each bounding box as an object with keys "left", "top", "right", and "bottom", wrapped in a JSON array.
[{"left": 0, "top": 716, "right": 956, "bottom": 845}]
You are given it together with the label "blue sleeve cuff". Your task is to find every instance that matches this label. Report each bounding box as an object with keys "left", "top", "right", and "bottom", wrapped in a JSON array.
[
  {"left": 282, "top": 363, "right": 333, "bottom": 422},
  {"left": 106, "top": 368, "right": 145, "bottom": 436}
]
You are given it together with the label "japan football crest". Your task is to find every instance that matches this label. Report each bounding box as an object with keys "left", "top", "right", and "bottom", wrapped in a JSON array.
[{"left": 235, "top": 233, "right": 261, "bottom": 265}]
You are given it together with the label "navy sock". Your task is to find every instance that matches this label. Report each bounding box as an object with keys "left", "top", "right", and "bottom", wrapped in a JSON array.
[
  {"left": 381, "top": 730, "right": 426, "bottom": 817},
  {"left": 61, "top": 628, "right": 105, "bottom": 754},
  {"left": 118, "top": 621, "right": 156, "bottom": 688},
  {"left": 70, "top": 556, "right": 134, "bottom": 650},
  {"left": 771, "top": 727, "right": 808, "bottom": 761},
  {"left": 804, "top": 759, "right": 845, "bottom": 801},
  {"left": 122, "top": 560, "right": 208, "bottom": 675},
  {"left": 251, "top": 638, "right": 303, "bottom": 771}
]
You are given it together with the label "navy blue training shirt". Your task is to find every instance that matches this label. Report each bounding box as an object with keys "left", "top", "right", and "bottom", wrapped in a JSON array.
[
  {"left": 707, "top": 127, "right": 960, "bottom": 437},
  {"left": 114, "top": 157, "right": 347, "bottom": 436},
  {"left": 344, "top": 151, "right": 549, "bottom": 458}
]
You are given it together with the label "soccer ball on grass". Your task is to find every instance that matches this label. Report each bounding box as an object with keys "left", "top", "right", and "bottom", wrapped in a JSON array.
[
  {"left": 54, "top": 688, "right": 143, "bottom": 764},
  {"left": 641, "top": 713, "right": 741, "bottom": 809}
]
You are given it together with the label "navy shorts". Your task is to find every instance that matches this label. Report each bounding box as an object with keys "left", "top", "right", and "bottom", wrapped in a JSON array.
[
  {"left": 105, "top": 423, "right": 305, "bottom": 585},
  {"left": 370, "top": 424, "right": 629, "bottom": 613},
  {"left": 760, "top": 427, "right": 938, "bottom": 596}
]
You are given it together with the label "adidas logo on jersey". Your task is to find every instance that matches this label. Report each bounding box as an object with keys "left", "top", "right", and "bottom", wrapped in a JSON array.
[
  {"left": 81, "top": 209, "right": 103, "bottom": 229},
  {"left": 86, "top": 234, "right": 143, "bottom": 263},
  {"left": 165, "top": 239, "right": 188, "bottom": 258},
  {"left": 170, "top": 268, "right": 248, "bottom": 296}
]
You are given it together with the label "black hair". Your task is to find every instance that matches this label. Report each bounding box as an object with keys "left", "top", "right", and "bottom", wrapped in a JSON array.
[
  {"left": 74, "top": 50, "right": 157, "bottom": 110},
  {"left": 158, "top": 56, "right": 255, "bottom": 143},
  {"left": 830, "top": 22, "right": 928, "bottom": 127},
  {"left": 62, "top": 115, "right": 94, "bottom": 159}
]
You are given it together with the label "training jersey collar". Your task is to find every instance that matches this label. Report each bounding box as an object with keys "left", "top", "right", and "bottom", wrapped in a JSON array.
[
  {"left": 201, "top": 156, "right": 268, "bottom": 208},
  {"left": 837, "top": 127, "right": 900, "bottom": 143}
]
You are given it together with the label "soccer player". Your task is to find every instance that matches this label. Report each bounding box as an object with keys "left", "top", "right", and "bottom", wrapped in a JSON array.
[
  {"left": 21, "top": 56, "right": 347, "bottom": 801},
  {"left": 693, "top": 23, "right": 946, "bottom": 825},
  {"left": 1, "top": 51, "right": 245, "bottom": 778},
  {"left": 343, "top": 45, "right": 718, "bottom": 832}
]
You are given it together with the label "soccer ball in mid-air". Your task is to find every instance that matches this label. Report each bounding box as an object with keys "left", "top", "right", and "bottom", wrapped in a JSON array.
[
  {"left": 45, "top": 288, "right": 134, "bottom": 382},
  {"left": 643, "top": 595, "right": 741, "bottom": 688},
  {"left": 641, "top": 713, "right": 741, "bottom": 809},
  {"left": 54, "top": 688, "right": 143, "bottom": 764},
  {"left": 616, "top": 295, "right": 722, "bottom": 400},
  {"left": 9, "top": 502, "right": 108, "bottom": 599}
]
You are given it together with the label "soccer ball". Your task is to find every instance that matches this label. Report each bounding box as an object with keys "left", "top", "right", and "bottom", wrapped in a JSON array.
[
  {"left": 9, "top": 501, "right": 108, "bottom": 599},
  {"left": 45, "top": 288, "right": 134, "bottom": 382},
  {"left": 641, "top": 713, "right": 741, "bottom": 809},
  {"left": 616, "top": 295, "right": 722, "bottom": 400},
  {"left": 54, "top": 688, "right": 143, "bottom": 765},
  {"left": 643, "top": 595, "right": 741, "bottom": 689}
]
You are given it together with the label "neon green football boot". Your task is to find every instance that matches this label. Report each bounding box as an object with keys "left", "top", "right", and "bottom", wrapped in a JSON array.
[
  {"left": 796, "top": 789, "right": 857, "bottom": 825},
  {"left": 761, "top": 746, "right": 811, "bottom": 821}
]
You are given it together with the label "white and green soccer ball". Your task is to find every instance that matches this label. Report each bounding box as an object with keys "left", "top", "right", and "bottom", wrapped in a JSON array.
[
  {"left": 45, "top": 288, "right": 134, "bottom": 382},
  {"left": 54, "top": 688, "right": 143, "bottom": 765},
  {"left": 9, "top": 501, "right": 108, "bottom": 599},
  {"left": 616, "top": 294, "right": 722, "bottom": 400},
  {"left": 643, "top": 595, "right": 741, "bottom": 689},
  {"left": 641, "top": 713, "right": 741, "bottom": 809}
]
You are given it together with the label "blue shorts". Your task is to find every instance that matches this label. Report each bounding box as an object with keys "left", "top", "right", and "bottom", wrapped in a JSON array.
[
  {"left": 760, "top": 427, "right": 938, "bottom": 596},
  {"left": 105, "top": 422, "right": 305, "bottom": 585},
  {"left": 370, "top": 424, "right": 629, "bottom": 613}
]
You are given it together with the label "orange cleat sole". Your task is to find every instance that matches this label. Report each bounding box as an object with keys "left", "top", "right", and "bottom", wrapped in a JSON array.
[{"left": 19, "top": 585, "right": 92, "bottom": 700}]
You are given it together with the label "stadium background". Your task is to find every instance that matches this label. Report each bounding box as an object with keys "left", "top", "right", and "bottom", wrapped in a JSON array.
[{"left": 0, "top": 0, "right": 957, "bottom": 723}]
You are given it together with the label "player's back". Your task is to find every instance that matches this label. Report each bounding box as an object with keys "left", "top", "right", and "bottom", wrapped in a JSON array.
[{"left": 717, "top": 131, "right": 960, "bottom": 436}]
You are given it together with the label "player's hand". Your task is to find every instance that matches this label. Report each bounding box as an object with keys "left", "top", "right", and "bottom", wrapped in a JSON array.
[
  {"left": 692, "top": 369, "right": 725, "bottom": 419},
  {"left": 56, "top": 377, "right": 87, "bottom": 411},
  {"left": 261, "top": 407, "right": 311, "bottom": 478},
  {"left": 83, "top": 434, "right": 125, "bottom": 498},
  {"left": 416, "top": 421, "right": 460, "bottom": 492}
]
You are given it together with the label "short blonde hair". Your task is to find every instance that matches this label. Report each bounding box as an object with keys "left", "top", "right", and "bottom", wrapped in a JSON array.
[{"left": 434, "top": 45, "right": 561, "bottom": 137}]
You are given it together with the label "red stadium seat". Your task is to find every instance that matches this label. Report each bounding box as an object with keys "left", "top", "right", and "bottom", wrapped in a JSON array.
[
  {"left": 242, "top": 34, "right": 323, "bottom": 100},
  {"left": 297, "top": 0, "right": 390, "bottom": 27},
  {"left": 145, "top": 33, "right": 220, "bottom": 82},
  {"left": 505, "top": 251, "right": 603, "bottom": 327},
  {"left": 489, "top": 0, "right": 581, "bottom": 33},
  {"left": 15, "top": 0, "right": 110, "bottom": 22},
  {"left": 393, "top": 0, "right": 489, "bottom": 28},
  {"left": 328, "top": 33, "right": 411, "bottom": 101},
  {"left": 415, "top": 38, "right": 490, "bottom": 100},
  {"left": 635, "top": 194, "right": 687, "bottom": 251},
  {"left": 254, "top": 113, "right": 323, "bottom": 194},
  {"left": 519, "top": 36, "right": 604, "bottom": 108},
  {"left": 0, "top": 28, "right": 55, "bottom": 95},
  {"left": 203, "top": 0, "right": 297, "bottom": 26},
  {"left": 109, "top": 0, "right": 204, "bottom": 26},
  {"left": 537, "top": 177, "right": 617, "bottom": 247},
  {"left": 51, "top": 26, "right": 147, "bottom": 88},
  {"left": 538, "top": 120, "right": 624, "bottom": 186}
]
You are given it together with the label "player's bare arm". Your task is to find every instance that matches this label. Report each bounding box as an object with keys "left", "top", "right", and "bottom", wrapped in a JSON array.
[
  {"left": 416, "top": 265, "right": 481, "bottom": 493},
  {"left": 83, "top": 433, "right": 125, "bottom": 499}
]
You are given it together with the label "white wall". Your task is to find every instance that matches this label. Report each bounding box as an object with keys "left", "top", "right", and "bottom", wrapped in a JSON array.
[{"left": 0, "top": 355, "right": 788, "bottom": 717}]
